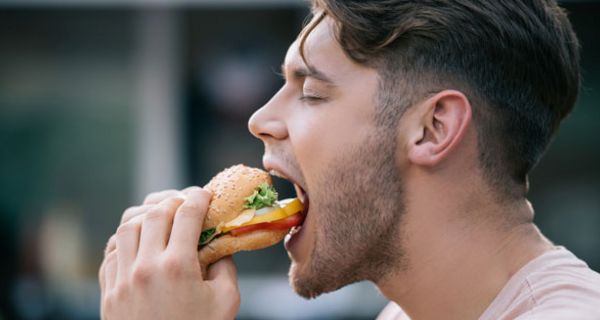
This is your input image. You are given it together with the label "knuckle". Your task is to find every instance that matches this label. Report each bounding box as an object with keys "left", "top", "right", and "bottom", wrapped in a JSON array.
[
  {"left": 121, "top": 206, "right": 137, "bottom": 222},
  {"left": 104, "top": 287, "right": 126, "bottom": 311},
  {"left": 144, "top": 206, "right": 168, "bottom": 221},
  {"left": 116, "top": 220, "right": 139, "bottom": 236},
  {"left": 113, "top": 283, "right": 130, "bottom": 300},
  {"left": 183, "top": 186, "right": 202, "bottom": 194},
  {"left": 143, "top": 191, "right": 161, "bottom": 204},
  {"left": 161, "top": 255, "right": 186, "bottom": 278},
  {"left": 180, "top": 190, "right": 211, "bottom": 214},
  {"left": 195, "top": 187, "right": 212, "bottom": 200},
  {"left": 177, "top": 202, "right": 201, "bottom": 217},
  {"left": 144, "top": 189, "right": 180, "bottom": 204},
  {"left": 157, "top": 196, "right": 185, "bottom": 211},
  {"left": 102, "top": 292, "right": 115, "bottom": 311},
  {"left": 185, "top": 186, "right": 211, "bottom": 201},
  {"left": 131, "top": 262, "right": 154, "bottom": 285},
  {"left": 105, "top": 250, "right": 118, "bottom": 264},
  {"left": 104, "top": 235, "right": 117, "bottom": 256}
]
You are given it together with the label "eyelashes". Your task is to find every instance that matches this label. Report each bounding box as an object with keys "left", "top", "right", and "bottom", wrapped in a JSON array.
[
  {"left": 271, "top": 68, "right": 328, "bottom": 104},
  {"left": 272, "top": 68, "right": 286, "bottom": 81},
  {"left": 299, "top": 93, "right": 328, "bottom": 104},
  {"left": 299, "top": 95, "right": 322, "bottom": 102}
]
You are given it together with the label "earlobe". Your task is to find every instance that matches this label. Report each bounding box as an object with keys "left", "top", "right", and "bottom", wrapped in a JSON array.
[{"left": 407, "top": 90, "right": 472, "bottom": 167}]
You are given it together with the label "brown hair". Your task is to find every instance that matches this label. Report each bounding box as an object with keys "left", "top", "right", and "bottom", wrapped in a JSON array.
[{"left": 303, "top": 0, "right": 580, "bottom": 197}]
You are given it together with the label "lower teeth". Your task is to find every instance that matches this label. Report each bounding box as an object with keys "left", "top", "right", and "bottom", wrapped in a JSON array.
[{"left": 288, "top": 226, "right": 302, "bottom": 236}]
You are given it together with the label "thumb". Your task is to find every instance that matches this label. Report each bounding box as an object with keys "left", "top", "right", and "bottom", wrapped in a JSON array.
[
  {"left": 207, "top": 256, "right": 238, "bottom": 282},
  {"left": 207, "top": 256, "right": 240, "bottom": 311}
]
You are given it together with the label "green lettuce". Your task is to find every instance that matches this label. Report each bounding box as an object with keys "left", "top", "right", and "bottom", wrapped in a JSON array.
[
  {"left": 199, "top": 228, "right": 216, "bottom": 246},
  {"left": 244, "top": 183, "right": 278, "bottom": 210},
  {"left": 198, "top": 183, "right": 278, "bottom": 246}
]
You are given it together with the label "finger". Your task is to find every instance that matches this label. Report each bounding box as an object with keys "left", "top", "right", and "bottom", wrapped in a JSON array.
[
  {"left": 120, "top": 204, "right": 153, "bottom": 224},
  {"left": 138, "top": 197, "right": 185, "bottom": 258},
  {"left": 207, "top": 256, "right": 238, "bottom": 284},
  {"left": 104, "top": 250, "right": 118, "bottom": 291},
  {"left": 99, "top": 260, "right": 106, "bottom": 296},
  {"left": 205, "top": 256, "right": 240, "bottom": 319},
  {"left": 104, "top": 234, "right": 117, "bottom": 257},
  {"left": 115, "top": 215, "right": 143, "bottom": 284},
  {"left": 143, "top": 189, "right": 184, "bottom": 205},
  {"left": 182, "top": 185, "right": 203, "bottom": 195},
  {"left": 167, "top": 187, "right": 211, "bottom": 257}
]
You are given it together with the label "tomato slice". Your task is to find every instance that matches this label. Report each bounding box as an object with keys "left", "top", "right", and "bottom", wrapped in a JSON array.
[{"left": 229, "top": 213, "right": 304, "bottom": 236}]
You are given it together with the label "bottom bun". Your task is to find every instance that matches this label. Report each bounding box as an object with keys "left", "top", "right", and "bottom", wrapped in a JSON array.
[{"left": 198, "top": 229, "right": 288, "bottom": 275}]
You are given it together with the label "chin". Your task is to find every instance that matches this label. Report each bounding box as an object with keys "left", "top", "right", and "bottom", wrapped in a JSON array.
[
  {"left": 287, "top": 254, "right": 347, "bottom": 300},
  {"left": 288, "top": 262, "right": 323, "bottom": 299}
]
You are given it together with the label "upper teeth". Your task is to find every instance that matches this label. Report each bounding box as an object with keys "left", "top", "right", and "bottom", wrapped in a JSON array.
[{"left": 269, "top": 169, "right": 286, "bottom": 179}]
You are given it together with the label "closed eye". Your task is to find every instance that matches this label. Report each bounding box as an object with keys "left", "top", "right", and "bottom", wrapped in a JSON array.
[
  {"left": 272, "top": 67, "right": 286, "bottom": 81},
  {"left": 299, "top": 94, "right": 327, "bottom": 104}
]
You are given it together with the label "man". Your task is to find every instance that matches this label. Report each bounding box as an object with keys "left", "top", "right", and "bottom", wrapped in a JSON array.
[{"left": 99, "top": 0, "right": 600, "bottom": 319}]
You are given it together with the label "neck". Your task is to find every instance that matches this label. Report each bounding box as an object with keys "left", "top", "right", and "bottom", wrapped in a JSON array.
[{"left": 376, "top": 178, "right": 554, "bottom": 320}]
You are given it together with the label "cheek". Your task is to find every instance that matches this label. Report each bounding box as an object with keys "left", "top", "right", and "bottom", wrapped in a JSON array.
[
  {"left": 289, "top": 106, "right": 374, "bottom": 183},
  {"left": 287, "top": 110, "right": 331, "bottom": 181}
]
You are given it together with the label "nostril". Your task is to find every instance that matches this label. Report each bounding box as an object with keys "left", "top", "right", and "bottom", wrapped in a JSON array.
[{"left": 251, "top": 119, "right": 288, "bottom": 141}]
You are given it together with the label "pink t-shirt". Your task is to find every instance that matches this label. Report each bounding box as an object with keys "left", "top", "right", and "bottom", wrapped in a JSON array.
[{"left": 378, "top": 247, "right": 600, "bottom": 319}]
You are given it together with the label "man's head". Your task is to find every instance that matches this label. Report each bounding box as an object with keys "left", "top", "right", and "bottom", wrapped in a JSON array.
[
  {"left": 308, "top": 0, "right": 580, "bottom": 197},
  {"left": 248, "top": 0, "right": 579, "bottom": 299}
]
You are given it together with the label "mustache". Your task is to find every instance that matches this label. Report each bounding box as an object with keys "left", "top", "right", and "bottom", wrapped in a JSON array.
[{"left": 264, "top": 146, "right": 307, "bottom": 185}]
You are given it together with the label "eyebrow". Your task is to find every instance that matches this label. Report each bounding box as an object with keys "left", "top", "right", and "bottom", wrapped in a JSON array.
[{"left": 281, "top": 63, "right": 336, "bottom": 85}]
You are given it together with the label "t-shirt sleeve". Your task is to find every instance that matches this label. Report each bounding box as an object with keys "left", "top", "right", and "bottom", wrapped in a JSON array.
[{"left": 376, "top": 302, "right": 411, "bottom": 320}]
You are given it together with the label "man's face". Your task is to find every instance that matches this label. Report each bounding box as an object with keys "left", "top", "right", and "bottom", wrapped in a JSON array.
[{"left": 248, "top": 16, "right": 406, "bottom": 298}]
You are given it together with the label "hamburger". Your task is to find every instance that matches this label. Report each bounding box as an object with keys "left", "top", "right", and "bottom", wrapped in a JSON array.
[{"left": 198, "top": 164, "right": 305, "bottom": 271}]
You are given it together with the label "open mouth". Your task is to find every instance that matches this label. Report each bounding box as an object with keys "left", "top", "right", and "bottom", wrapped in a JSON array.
[
  {"left": 268, "top": 169, "right": 309, "bottom": 236},
  {"left": 289, "top": 184, "right": 309, "bottom": 235}
]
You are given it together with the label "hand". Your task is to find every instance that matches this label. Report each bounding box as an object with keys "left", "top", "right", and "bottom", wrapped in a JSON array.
[{"left": 99, "top": 187, "right": 240, "bottom": 320}]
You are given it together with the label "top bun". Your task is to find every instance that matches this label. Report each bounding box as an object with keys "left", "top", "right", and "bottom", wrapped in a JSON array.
[{"left": 202, "top": 164, "right": 272, "bottom": 230}]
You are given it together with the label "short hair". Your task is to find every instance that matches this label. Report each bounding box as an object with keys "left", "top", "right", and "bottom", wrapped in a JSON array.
[{"left": 304, "top": 0, "right": 580, "bottom": 198}]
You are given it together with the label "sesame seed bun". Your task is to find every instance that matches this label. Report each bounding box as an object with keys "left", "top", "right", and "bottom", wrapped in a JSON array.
[
  {"left": 202, "top": 164, "right": 272, "bottom": 230},
  {"left": 198, "top": 229, "right": 288, "bottom": 275},
  {"left": 198, "top": 164, "right": 287, "bottom": 272}
]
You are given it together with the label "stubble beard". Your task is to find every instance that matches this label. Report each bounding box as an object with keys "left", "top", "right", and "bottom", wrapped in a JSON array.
[{"left": 289, "top": 127, "right": 407, "bottom": 299}]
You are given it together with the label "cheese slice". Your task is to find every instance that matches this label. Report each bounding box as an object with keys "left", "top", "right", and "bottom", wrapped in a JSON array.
[
  {"left": 222, "top": 209, "right": 256, "bottom": 228},
  {"left": 219, "top": 198, "right": 303, "bottom": 233}
]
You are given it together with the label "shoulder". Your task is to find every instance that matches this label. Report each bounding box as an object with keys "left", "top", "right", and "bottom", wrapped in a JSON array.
[
  {"left": 513, "top": 248, "right": 600, "bottom": 319},
  {"left": 526, "top": 248, "right": 600, "bottom": 298},
  {"left": 482, "top": 247, "right": 600, "bottom": 320}
]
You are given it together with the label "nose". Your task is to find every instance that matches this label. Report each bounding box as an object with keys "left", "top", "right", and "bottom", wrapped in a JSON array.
[{"left": 248, "top": 89, "right": 289, "bottom": 141}]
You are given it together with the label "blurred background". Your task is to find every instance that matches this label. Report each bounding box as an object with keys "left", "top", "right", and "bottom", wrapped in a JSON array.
[{"left": 0, "top": 0, "right": 598, "bottom": 319}]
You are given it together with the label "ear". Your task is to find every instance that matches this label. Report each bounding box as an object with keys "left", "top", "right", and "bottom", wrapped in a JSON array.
[{"left": 407, "top": 90, "right": 472, "bottom": 167}]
